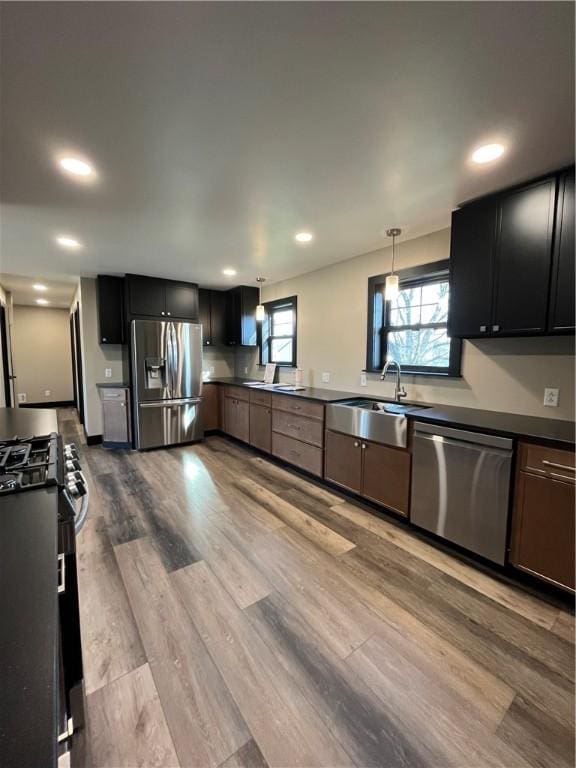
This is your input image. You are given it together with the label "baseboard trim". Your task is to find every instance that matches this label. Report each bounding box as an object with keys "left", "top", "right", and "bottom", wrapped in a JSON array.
[
  {"left": 85, "top": 434, "right": 103, "bottom": 446},
  {"left": 20, "top": 400, "right": 75, "bottom": 409}
]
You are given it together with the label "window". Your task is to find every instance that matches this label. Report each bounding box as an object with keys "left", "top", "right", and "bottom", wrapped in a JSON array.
[
  {"left": 260, "top": 296, "right": 297, "bottom": 367},
  {"left": 367, "top": 260, "right": 462, "bottom": 376}
]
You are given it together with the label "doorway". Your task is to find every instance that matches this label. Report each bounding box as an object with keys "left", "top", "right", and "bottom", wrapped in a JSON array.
[{"left": 71, "top": 308, "right": 85, "bottom": 425}]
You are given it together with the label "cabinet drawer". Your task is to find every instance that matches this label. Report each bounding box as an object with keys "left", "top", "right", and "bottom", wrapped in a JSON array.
[
  {"left": 272, "top": 394, "right": 324, "bottom": 421},
  {"left": 272, "top": 433, "right": 323, "bottom": 477},
  {"left": 224, "top": 385, "right": 249, "bottom": 402},
  {"left": 519, "top": 442, "right": 575, "bottom": 482},
  {"left": 249, "top": 389, "right": 272, "bottom": 407},
  {"left": 99, "top": 387, "right": 128, "bottom": 403},
  {"left": 272, "top": 409, "right": 323, "bottom": 447}
]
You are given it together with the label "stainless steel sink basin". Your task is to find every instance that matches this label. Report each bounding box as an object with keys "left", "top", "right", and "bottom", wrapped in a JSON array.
[{"left": 325, "top": 399, "right": 430, "bottom": 448}]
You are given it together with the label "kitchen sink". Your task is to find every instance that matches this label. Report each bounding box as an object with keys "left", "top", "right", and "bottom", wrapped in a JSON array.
[{"left": 325, "top": 398, "right": 430, "bottom": 448}]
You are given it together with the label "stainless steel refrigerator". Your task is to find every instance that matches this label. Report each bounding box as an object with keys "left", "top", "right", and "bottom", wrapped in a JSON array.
[{"left": 131, "top": 319, "right": 203, "bottom": 449}]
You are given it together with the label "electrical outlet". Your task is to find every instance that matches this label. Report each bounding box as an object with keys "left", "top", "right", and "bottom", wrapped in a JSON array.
[
  {"left": 543, "top": 387, "right": 559, "bottom": 407},
  {"left": 17, "top": 393, "right": 26, "bottom": 404},
  {"left": 105, "top": 368, "right": 112, "bottom": 378},
  {"left": 321, "top": 372, "right": 330, "bottom": 384},
  {"left": 360, "top": 373, "right": 367, "bottom": 387},
  {"left": 210, "top": 366, "right": 215, "bottom": 374},
  {"left": 244, "top": 366, "right": 248, "bottom": 375},
  {"left": 44, "top": 389, "right": 51, "bottom": 397}
]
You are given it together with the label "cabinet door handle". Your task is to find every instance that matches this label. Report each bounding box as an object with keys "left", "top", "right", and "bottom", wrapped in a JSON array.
[
  {"left": 167, "top": 312, "right": 171, "bottom": 316},
  {"left": 549, "top": 471, "right": 576, "bottom": 482},
  {"left": 361, "top": 443, "right": 367, "bottom": 449},
  {"left": 288, "top": 424, "right": 301, "bottom": 430},
  {"left": 492, "top": 324, "right": 500, "bottom": 332},
  {"left": 479, "top": 325, "right": 487, "bottom": 333},
  {"left": 542, "top": 460, "right": 575, "bottom": 472},
  {"left": 58, "top": 553, "right": 66, "bottom": 594}
]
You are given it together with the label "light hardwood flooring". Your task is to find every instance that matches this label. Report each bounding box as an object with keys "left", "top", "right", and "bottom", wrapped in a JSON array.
[{"left": 57, "top": 409, "right": 575, "bottom": 768}]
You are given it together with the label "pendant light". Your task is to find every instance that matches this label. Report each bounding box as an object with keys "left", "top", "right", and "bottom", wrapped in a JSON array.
[
  {"left": 255, "top": 277, "right": 266, "bottom": 321},
  {"left": 385, "top": 228, "right": 401, "bottom": 301}
]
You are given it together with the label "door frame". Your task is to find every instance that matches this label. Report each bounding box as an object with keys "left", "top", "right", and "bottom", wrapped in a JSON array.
[
  {"left": 72, "top": 308, "right": 85, "bottom": 425},
  {"left": 0, "top": 304, "right": 13, "bottom": 407}
]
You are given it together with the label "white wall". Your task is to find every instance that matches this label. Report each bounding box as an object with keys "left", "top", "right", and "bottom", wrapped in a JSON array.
[
  {"left": 11, "top": 305, "right": 73, "bottom": 403},
  {"left": 237, "top": 228, "right": 575, "bottom": 421},
  {"left": 72, "top": 277, "right": 127, "bottom": 437}
]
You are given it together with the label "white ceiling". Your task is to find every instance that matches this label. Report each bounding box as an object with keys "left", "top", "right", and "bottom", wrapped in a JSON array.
[
  {"left": 0, "top": 273, "right": 77, "bottom": 308},
  {"left": 0, "top": 2, "right": 573, "bottom": 289}
]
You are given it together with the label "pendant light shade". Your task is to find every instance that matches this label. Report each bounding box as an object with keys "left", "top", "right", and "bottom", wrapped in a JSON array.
[
  {"left": 384, "top": 273, "right": 399, "bottom": 301},
  {"left": 255, "top": 277, "right": 266, "bottom": 321},
  {"left": 385, "top": 228, "right": 401, "bottom": 302}
]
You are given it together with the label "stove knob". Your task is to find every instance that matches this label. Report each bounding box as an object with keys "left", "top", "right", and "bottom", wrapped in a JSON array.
[{"left": 65, "top": 459, "right": 81, "bottom": 472}]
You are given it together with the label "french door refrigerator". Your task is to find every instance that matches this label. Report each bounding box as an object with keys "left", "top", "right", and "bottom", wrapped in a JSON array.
[{"left": 131, "top": 319, "right": 203, "bottom": 449}]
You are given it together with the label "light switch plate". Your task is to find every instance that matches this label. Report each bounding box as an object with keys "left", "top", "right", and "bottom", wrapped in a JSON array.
[
  {"left": 321, "top": 372, "right": 330, "bottom": 383},
  {"left": 17, "top": 393, "right": 26, "bottom": 404},
  {"left": 360, "top": 373, "right": 367, "bottom": 386},
  {"left": 210, "top": 366, "right": 215, "bottom": 374},
  {"left": 543, "top": 387, "right": 559, "bottom": 407},
  {"left": 105, "top": 368, "right": 112, "bottom": 378},
  {"left": 44, "top": 389, "right": 51, "bottom": 397}
]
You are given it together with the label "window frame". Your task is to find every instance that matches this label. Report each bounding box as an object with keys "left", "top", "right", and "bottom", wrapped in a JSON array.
[
  {"left": 259, "top": 295, "right": 298, "bottom": 367},
  {"left": 366, "top": 260, "right": 462, "bottom": 377}
]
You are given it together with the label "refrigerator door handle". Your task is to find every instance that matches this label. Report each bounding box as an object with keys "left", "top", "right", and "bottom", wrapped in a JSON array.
[{"left": 140, "top": 398, "right": 202, "bottom": 408}]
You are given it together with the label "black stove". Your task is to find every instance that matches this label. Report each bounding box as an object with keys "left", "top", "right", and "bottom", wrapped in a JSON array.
[{"left": 0, "top": 434, "right": 59, "bottom": 493}]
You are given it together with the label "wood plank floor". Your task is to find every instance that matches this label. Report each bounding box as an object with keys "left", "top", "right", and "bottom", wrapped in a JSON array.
[{"left": 57, "top": 409, "right": 575, "bottom": 768}]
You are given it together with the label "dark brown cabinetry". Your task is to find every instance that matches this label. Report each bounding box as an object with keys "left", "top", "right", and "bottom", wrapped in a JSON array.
[
  {"left": 198, "top": 289, "right": 226, "bottom": 346},
  {"left": 201, "top": 383, "right": 220, "bottom": 431},
  {"left": 549, "top": 170, "right": 575, "bottom": 333},
  {"left": 223, "top": 386, "right": 250, "bottom": 442},
  {"left": 126, "top": 274, "right": 198, "bottom": 320},
  {"left": 225, "top": 286, "right": 258, "bottom": 346},
  {"left": 510, "top": 441, "right": 575, "bottom": 593},
  {"left": 97, "top": 276, "right": 125, "bottom": 344},
  {"left": 325, "top": 429, "right": 410, "bottom": 516},
  {"left": 448, "top": 168, "right": 574, "bottom": 339},
  {"left": 250, "top": 403, "right": 272, "bottom": 453}
]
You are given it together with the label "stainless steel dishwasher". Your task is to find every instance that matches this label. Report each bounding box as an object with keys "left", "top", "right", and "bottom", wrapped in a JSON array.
[{"left": 410, "top": 422, "right": 513, "bottom": 564}]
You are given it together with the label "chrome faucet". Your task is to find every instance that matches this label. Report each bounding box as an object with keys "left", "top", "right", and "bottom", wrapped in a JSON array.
[{"left": 380, "top": 359, "right": 407, "bottom": 402}]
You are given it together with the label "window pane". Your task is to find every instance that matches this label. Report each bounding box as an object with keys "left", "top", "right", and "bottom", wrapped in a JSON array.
[
  {"left": 420, "top": 281, "right": 449, "bottom": 324},
  {"left": 271, "top": 338, "right": 293, "bottom": 363},
  {"left": 387, "top": 328, "right": 450, "bottom": 368},
  {"left": 388, "top": 286, "right": 421, "bottom": 326},
  {"left": 272, "top": 309, "right": 293, "bottom": 336}
]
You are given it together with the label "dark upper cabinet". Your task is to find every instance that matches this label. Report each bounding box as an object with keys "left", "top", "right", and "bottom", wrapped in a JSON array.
[
  {"left": 198, "top": 289, "right": 226, "bottom": 345},
  {"left": 549, "top": 169, "right": 575, "bottom": 333},
  {"left": 225, "top": 286, "right": 258, "bottom": 346},
  {"left": 97, "top": 275, "right": 125, "bottom": 344},
  {"left": 126, "top": 274, "right": 198, "bottom": 320},
  {"left": 165, "top": 281, "right": 198, "bottom": 320},
  {"left": 449, "top": 168, "right": 573, "bottom": 339},
  {"left": 448, "top": 198, "right": 497, "bottom": 338},
  {"left": 493, "top": 178, "right": 555, "bottom": 335}
]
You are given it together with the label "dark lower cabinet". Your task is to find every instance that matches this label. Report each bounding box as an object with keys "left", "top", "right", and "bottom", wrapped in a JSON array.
[
  {"left": 325, "top": 429, "right": 411, "bottom": 516},
  {"left": 361, "top": 441, "right": 410, "bottom": 516},
  {"left": 493, "top": 177, "right": 555, "bottom": 335},
  {"left": 510, "top": 441, "right": 575, "bottom": 593},
  {"left": 201, "top": 383, "right": 220, "bottom": 431},
  {"left": 224, "top": 396, "right": 250, "bottom": 442},
  {"left": 249, "top": 403, "right": 271, "bottom": 453},
  {"left": 97, "top": 275, "right": 124, "bottom": 344},
  {"left": 549, "top": 169, "right": 575, "bottom": 332},
  {"left": 448, "top": 167, "right": 574, "bottom": 339}
]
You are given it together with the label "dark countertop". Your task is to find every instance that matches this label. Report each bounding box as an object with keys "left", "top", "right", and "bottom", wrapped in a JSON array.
[
  {"left": 96, "top": 382, "right": 130, "bottom": 389},
  {"left": 0, "top": 487, "right": 59, "bottom": 768},
  {"left": 0, "top": 407, "right": 58, "bottom": 439},
  {"left": 210, "top": 378, "right": 575, "bottom": 447}
]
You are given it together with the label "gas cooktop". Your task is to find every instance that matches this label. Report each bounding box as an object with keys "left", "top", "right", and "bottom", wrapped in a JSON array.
[{"left": 0, "top": 433, "right": 59, "bottom": 493}]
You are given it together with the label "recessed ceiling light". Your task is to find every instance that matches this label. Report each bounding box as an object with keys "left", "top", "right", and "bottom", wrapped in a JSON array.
[
  {"left": 222, "top": 268, "right": 237, "bottom": 276},
  {"left": 295, "top": 232, "right": 313, "bottom": 243},
  {"left": 471, "top": 143, "right": 506, "bottom": 164},
  {"left": 32, "top": 283, "right": 48, "bottom": 291},
  {"left": 55, "top": 236, "right": 82, "bottom": 249},
  {"left": 36, "top": 298, "right": 49, "bottom": 305},
  {"left": 58, "top": 156, "right": 94, "bottom": 177}
]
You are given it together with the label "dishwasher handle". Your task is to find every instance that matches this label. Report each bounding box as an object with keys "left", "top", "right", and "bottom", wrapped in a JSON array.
[{"left": 413, "top": 421, "right": 513, "bottom": 451}]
